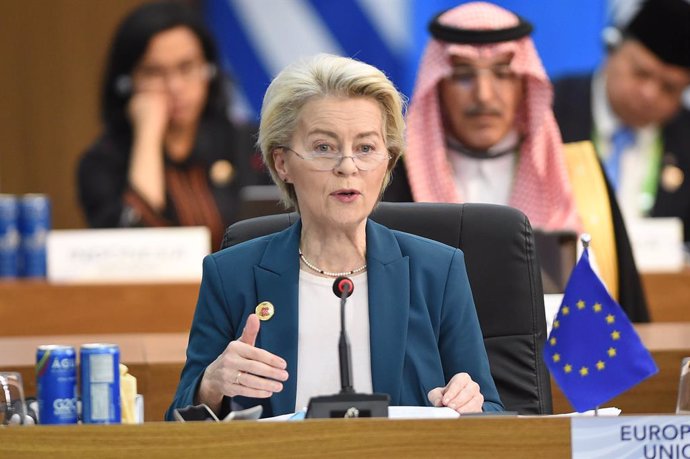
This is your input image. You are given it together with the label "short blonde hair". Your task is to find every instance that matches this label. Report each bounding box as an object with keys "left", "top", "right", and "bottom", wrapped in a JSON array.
[{"left": 258, "top": 53, "right": 406, "bottom": 210}]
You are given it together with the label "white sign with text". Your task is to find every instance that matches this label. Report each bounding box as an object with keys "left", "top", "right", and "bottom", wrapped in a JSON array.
[
  {"left": 628, "top": 217, "right": 684, "bottom": 273},
  {"left": 47, "top": 227, "right": 211, "bottom": 283},
  {"left": 572, "top": 416, "right": 690, "bottom": 458}
]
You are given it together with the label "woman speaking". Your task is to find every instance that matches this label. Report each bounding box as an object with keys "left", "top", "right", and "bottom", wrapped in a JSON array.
[{"left": 167, "top": 54, "right": 502, "bottom": 419}]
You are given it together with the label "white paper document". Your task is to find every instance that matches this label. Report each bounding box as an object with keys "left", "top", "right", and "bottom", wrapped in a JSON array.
[
  {"left": 538, "top": 407, "right": 621, "bottom": 418},
  {"left": 259, "top": 406, "right": 460, "bottom": 422},
  {"left": 388, "top": 406, "right": 459, "bottom": 419}
]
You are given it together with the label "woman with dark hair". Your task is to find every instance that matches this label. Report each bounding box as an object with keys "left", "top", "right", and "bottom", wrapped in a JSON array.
[{"left": 78, "top": 1, "right": 259, "bottom": 248}]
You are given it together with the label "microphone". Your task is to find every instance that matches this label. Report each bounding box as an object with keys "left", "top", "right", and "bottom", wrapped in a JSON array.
[
  {"left": 304, "top": 275, "right": 389, "bottom": 419},
  {"left": 333, "top": 276, "right": 354, "bottom": 394},
  {"left": 332, "top": 276, "right": 354, "bottom": 299}
]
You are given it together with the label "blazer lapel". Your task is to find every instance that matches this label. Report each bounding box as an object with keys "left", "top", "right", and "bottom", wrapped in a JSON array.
[
  {"left": 251, "top": 219, "right": 410, "bottom": 411},
  {"left": 366, "top": 220, "right": 409, "bottom": 405},
  {"left": 254, "top": 221, "right": 301, "bottom": 415}
]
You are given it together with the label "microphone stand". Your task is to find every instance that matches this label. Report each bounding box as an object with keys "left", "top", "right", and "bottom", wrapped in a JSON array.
[
  {"left": 306, "top": 277, "right": 389, "bottom": 419},
  {"left": 338, "top": 282, "right": 354, "bottom": 394}
]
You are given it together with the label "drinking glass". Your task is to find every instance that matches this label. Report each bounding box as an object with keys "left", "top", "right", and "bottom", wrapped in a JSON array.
[
  {"left": 0, "top": 372, "right": 27, "bottom": 425},
  {"left": 676, "top": 357, "right": 690, "bottom": 414}
]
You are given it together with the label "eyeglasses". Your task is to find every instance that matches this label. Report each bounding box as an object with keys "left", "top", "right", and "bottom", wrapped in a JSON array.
[
  {"left": 279, "top": 146, "right": 391, "bottom": 171},
  {"left": 447, "top": 63, "right": 518, "bottom": 90},
  {"left": 115, "top": 59, "right": 216, "bottom": 95}
]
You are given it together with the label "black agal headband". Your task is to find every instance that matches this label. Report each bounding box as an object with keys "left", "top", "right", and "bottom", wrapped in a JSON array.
[{"left": 428, "top": 10, "right": 533, "bottom": 44}]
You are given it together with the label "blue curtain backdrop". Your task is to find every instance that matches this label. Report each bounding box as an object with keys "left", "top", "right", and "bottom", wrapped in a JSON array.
[{"left": 204, "top": 0, "right": 606, "bottom": 121}]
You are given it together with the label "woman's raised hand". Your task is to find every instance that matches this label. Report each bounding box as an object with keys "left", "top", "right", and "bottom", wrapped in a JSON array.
[
  {"left": 127, "top": 90, "right": 169, "bottom": 139},
  {"left": 197, "top": 314, "right": 289, "bottom": 412}
]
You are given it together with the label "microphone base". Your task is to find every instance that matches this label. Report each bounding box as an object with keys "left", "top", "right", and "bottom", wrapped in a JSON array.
[{"left": 306, "top": 392, "right": 389, "bottom": 419}]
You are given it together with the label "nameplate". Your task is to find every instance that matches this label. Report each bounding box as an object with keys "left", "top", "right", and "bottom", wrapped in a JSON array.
[
  {"left": 628, "top": 217, "right": 684, "bottom": 272},
  {"left": 572, "top": 416, "right": 690, "bottom": 458},
  {"left": 47, "top": 227, "right": 210, "bottom": 282}
]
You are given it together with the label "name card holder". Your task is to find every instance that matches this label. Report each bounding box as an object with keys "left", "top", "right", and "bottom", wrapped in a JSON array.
[
  {"left": 572, "top": 416, "right": 690, "bottom": 458},
  {"left": 628, "top": 217, "right": 684, "bottom": 273},
  {"left": 47, "top": 227, "right": 210, "bottom": 283}
]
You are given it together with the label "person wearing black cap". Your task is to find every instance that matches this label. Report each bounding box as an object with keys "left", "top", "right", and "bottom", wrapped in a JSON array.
[
  {"left": 554, "top": 0, "right": 690, "bottom": 241},
  {"left": 384, "top": 2, "right": 649, "bottom": 322}
]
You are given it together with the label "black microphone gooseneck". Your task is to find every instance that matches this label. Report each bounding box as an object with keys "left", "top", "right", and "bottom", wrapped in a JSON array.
[
  {"left": 333, "top": 276, "right": 354, "bottom": 394},
  {"left": 304, "top": 276, "right": 389, "bottom": 419}
]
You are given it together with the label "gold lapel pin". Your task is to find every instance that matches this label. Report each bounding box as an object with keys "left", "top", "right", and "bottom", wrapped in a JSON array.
[
  {"left": 255, "top": 301, "right": 275, "bottom": 321},
  {"left": 661, "top": 163, "right": 684, "bottom": 193},
  {"left": 210, "top": 159, "right": 235, "bottom": 187}
]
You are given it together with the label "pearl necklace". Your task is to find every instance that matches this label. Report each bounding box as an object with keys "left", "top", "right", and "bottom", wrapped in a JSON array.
[{"left": 298, "top": 249, "right": 367, "bottom": 277}]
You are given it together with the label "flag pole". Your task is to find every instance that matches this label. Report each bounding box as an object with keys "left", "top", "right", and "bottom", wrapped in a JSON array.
[
  {"left": 580, "top": 233, "right": 591, "bottom": 250},
  {"left": 582, "top": 232, "right": 597, "bottom": 418}
]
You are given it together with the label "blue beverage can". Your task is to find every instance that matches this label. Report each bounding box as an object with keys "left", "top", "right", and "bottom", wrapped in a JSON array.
[
  {"left": 80, "top": 343, "right": 121, "bottom": 424},
  {"left": 36, "top": 345, "right": 78, "bottom": 424},
  {"left": 0, "top": 194, "right": 19, "bottom": 278},
  {"left": 18, "top": 193, "right": 51, "bottom": 278}
]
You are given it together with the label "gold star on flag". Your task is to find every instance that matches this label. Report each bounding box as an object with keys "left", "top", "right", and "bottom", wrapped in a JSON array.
[
  {"left": 553, "top": 320, "right": 559, "bottom": 329},
  {"left": 579, "top": 366, "right": 589, "bottom": 376},
  {"left": 562, "top": 306, "right": 570, "bottom": 315},
  {"left": 593, "top": 302, "right": 602, "bottom": 313},
  {"left": 606, "top": 314, "right": 615, "bottom": 324},
  {"left": 608, "top": 347, "right": 617, "bottom": 357},
  {"left": 596, "top": 361, "right": 605, "bottom": 370},
  {"left": 552, "top": 353, "right": 561, "bottom": 363},
  {"left": 577, "top": 300, "right": 586, "bottom": 310},
  {"left": 564, "top": 364, "right": 572, "bottom": 373},
  {"left": 550, "top": 337, "right": 557, "bottom": 346},
  {"left": 611, "top": 330, "right": 621, "bottom": 340}
]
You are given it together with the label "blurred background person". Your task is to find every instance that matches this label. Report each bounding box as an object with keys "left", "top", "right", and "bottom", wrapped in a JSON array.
[
  {"left": 167, "top": 54, "right": 502, "bottom": 419},
  {"left": 383, "top": 2, "right": 649, "bottom": 322},
  {"left": 77, "top": 1, "right": 262, "bottom": 249},
  {"left": 203, "top": 0, "right": 609, "bottom": 124},
  {"left": 553, "top": 0, "right": 690, "bottom": 241},
  {"left": 1, "top": 1, "right": 608, "bottom": 231}
]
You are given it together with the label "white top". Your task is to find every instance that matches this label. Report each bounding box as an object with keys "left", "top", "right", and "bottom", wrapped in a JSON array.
[
  {"left": 592, "top": 71, "right": 659, "bottom": 220},
  {"left": 294, "top": 269, "right": 373, "bottom": 411},
  {"left": 448, "top": 131, "right": 519, "bottom": 206}
]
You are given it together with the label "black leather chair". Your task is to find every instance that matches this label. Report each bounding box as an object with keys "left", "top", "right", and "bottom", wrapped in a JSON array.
[{"left": 221, "top": 202, "right": 552, "bottom": 414}]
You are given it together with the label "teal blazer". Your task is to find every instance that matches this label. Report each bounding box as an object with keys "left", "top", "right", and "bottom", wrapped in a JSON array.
[{"left": 166, "top": 219, "right": 503, "bottom": 419}]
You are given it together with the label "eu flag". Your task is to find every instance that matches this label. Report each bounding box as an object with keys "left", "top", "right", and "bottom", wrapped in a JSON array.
[{"left": 543, "top": 248, "right": 658, "bottom": 412}]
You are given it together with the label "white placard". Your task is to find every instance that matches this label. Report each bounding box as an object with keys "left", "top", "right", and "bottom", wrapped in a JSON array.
[
  {"left": 47, "top": 227, "right": 210, "bottom": 283},
  {"left": 572, "top": 416, "right": 690, "bottom": 458},
  {"left": 627, "top": 217, "right": 684, "bottom": 273}
]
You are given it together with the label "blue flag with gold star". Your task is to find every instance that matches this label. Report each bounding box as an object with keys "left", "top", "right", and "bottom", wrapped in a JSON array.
[{"left": 543, "top": 248, "right": 658, "bottom": 412}]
